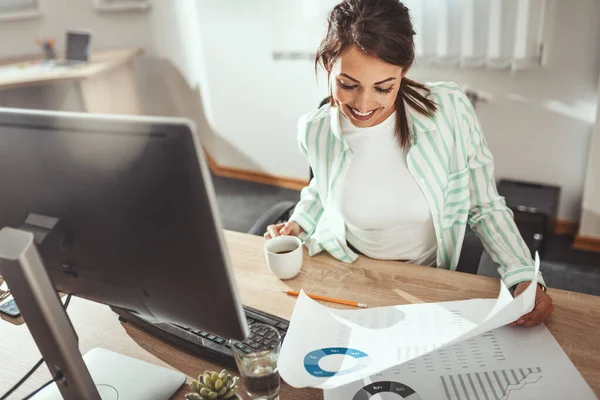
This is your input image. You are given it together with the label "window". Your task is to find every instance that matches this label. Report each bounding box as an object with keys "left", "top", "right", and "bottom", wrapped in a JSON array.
[
  {"left": 403, "top": 0, "right": 548, "bottom": 71},
  {"left": 0, "top": 0, "right": 40, "bottom": 21},
  {"left": 273, "top": 0, "right": 548, "bottom": 71},
  {"left": 271, "top": 0, "right": 335, "bottom": 61},
  {"left": 93, "top": 0, "right": 150, "bottom": 12},
  {"left": 0, "top": 0, "right": 36, "bottom": 12}
]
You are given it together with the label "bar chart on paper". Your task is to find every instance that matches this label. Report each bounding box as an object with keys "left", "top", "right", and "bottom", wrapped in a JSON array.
[
  {"left": 340, "top": 367, "right": 545, "bottom": 400},
  {"left": 280, "top": 267, "right": 543, "bottom": 389},
  {"left": 282, "top": 279, "right": 595, "bottom": 398},
  {"left": 440, "top": 367, "right": 543, "bottom": 400},
  {"left": 324, "top": 325, "right": 597, "bottom": 400}
]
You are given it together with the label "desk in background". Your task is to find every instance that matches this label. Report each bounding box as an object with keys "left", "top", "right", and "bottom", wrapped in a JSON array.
[
  {"left": 1, "top": 230, "right": 599, "bottom": 399},
  {"left": 0, "top": 48, "right": 143, "bottom": 115}
]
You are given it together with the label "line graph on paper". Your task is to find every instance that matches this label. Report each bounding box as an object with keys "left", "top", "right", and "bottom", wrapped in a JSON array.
[{"left": 440, "top": 367, "right": 542, "bottom": 400}]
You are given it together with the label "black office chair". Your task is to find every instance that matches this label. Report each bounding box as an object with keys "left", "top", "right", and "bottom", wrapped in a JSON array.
[{"left": 248, "top": 98, "right": 484, "bottom": 274}]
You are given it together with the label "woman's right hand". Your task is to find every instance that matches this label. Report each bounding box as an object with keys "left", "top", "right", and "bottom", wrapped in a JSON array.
[{"left": 264, "top": 221, "right": 303, "bottom": 240}]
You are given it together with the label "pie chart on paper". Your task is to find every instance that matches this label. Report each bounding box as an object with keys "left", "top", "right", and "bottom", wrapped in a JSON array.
[
  {"left": 304, "top": 347, "right": 371, "bottom": 377},
  {"left": 353, "top": 381, "right": 423, "bottom": 400}
]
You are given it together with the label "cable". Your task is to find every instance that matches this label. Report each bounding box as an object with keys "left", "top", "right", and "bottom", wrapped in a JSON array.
[
  {"left": 62, "top": 293, "right": 72, "bottom": 309},
  {"left": 0, "top": 359, "right": 44, "bottom": 400},
  {"left": 21, "top": 376, "right": 61, "bottom": 400},
  {"left": 0, "top": 294, "right": 72, "bottom": 400}
]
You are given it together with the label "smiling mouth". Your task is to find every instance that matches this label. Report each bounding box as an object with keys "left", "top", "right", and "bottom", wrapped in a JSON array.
[{"left": 347, "top": 105, "right": 378, "bottom": 121}]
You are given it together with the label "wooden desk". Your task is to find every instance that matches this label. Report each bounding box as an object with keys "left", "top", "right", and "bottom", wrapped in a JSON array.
[
  {"left": 1, "top": 230, "right": 599, "bottom": 398},
  {"left": 0, "top": 48, "right": 142, "bottom": 115}
]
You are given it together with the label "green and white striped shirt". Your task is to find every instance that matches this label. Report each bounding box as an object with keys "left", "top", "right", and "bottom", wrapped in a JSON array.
[{"left": 289, "top": 81, "right": 545, "bottom": 289}]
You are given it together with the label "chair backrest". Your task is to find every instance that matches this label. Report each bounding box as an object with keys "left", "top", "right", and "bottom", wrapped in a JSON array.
[{"left": 456, "top": 226, "right": 484, "bottom": 274}]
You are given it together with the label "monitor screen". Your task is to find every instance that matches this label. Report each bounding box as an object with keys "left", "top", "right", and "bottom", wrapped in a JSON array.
[
  {"left": 66, "top": 31, "right": 91, "bottom": 62},
  {"left": 0, "top": 109, "right": 247, "bottom": 340}
]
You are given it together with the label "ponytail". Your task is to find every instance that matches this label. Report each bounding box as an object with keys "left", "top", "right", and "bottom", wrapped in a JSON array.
[{"left": 396, "top": 78, "right": 437, "bottom": 150}]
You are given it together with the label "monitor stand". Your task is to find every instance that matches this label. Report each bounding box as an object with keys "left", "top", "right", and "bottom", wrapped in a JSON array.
[{"left": 0, "top": 227, "right": 185, "bottom": 399}]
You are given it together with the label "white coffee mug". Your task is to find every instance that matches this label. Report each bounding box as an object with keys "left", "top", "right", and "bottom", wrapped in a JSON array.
[{"left": 264, "top": 236, "right": 303, "bottom": 280}]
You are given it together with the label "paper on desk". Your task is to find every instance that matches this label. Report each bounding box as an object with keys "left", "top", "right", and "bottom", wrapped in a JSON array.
[
  {"left": 324, "top": 323, "right": 597, "bottom": 400},
  {"left": 278, "top": 254, "right": 540, "bottom": 389}
]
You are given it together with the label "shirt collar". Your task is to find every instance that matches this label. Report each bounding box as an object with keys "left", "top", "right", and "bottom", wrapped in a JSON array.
[
  {"left": 406, "top": 103, "right": 437, "bottom": 134},
  {"left": 330, "top": 105, "right": 343, "bottom": 140}
]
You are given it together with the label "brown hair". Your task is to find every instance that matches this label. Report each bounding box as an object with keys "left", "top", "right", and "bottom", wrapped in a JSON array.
[{"left": 316, "top": 0, "right": 437, "bottom": 149}]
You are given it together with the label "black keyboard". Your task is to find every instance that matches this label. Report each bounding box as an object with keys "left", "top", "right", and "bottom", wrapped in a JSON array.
[{"left": 111, "top": 306, "right": 289, "bottom": 367}]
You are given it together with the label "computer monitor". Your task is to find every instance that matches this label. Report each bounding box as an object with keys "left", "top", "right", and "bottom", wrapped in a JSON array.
[
  {"left": 65, "top": 30, "right": 91, "bottom": 62},
  {"left": 0, "top": 108, "right": 248, "bottom": 399}
]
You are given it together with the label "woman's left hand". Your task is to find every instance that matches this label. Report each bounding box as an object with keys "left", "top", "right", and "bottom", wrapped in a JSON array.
[{"left": 510, "top": 281, "right": 554, "bottom": 327}]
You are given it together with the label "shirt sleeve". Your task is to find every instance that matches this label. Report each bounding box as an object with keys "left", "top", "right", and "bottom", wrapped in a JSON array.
[
  {"left": 288, "top": 116, "right": 324, "bottom": 240},
  {"left": 456, "top": 89, "right": 546, "bottom": 289},
  {"left": 289, "top": 177, "right": 324, "bottom": 240}
]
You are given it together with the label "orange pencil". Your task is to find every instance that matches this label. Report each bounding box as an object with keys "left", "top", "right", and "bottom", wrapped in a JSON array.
[{"left": 283, "top": 290, "right": 367, "bottom": 308}]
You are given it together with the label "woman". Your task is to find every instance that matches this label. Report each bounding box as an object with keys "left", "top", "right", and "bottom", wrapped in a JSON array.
[{"left": 265, "top": 0, "right": 553, "bottom": 327}]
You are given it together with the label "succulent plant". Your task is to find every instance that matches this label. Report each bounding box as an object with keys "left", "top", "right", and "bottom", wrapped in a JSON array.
[{"left": 185, "top": 369, "right": 240, "bottom": 400}]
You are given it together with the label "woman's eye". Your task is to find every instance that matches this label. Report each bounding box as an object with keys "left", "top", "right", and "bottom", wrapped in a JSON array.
[
  {"left": 375, "top": 86, "right": 394, "bottom": 94},
  {"left": 338, "top": 81, "right": 358, "bottom": 91}
]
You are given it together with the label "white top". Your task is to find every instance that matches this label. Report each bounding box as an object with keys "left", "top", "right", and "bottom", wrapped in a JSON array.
[{"left": 336, "top": 112, "right": 438, "bottom": 266}]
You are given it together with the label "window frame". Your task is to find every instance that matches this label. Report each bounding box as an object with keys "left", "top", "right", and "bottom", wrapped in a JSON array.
[
  {"left": 92, "top": 0, "right": 150, "bottom": 13},
  {"left": 0, "top": 0, "right": 41, "bottom": 22}
]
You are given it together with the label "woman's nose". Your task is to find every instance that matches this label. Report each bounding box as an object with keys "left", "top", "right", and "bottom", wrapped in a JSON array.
[{"left": 354, "top": 90, "right": 374, "bottom": 112}]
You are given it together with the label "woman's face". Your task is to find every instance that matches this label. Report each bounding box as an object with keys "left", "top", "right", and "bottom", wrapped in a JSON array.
[{"left": 330, "top": 45, "right": 405, "bottom": 128}]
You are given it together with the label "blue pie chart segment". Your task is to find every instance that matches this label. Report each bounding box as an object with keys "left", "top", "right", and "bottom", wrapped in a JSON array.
[{"left": 304, "top": 347, "right": 370, "bottom": 377}]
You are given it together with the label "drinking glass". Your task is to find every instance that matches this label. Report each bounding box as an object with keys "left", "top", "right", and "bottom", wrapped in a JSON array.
[{"left": 230, "top": 324, "right": 282, "bottom": 400}]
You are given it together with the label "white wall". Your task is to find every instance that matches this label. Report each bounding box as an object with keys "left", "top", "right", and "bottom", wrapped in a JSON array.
[
  {"left": 170, "top": 0, "right": 598, "bottom": 221},
  {"left": 1, "top": 0, "right": 598, "bottom": 222},
  {"left": 410, "top": 0, "right": 600, "bottom": 221},
  {"left": 580, "top": 72, "right": 600, "bottom": 238},
  {"left": 158, "top": 0, "right": 328, "bottom": 178},
  {"left": 143, "top": 0, "right": 217, "bottom": 157}
]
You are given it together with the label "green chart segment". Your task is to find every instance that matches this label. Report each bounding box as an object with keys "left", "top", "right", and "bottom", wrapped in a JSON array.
[{"left": 440, "top": 367, "right": 543, "bottom": 400}]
